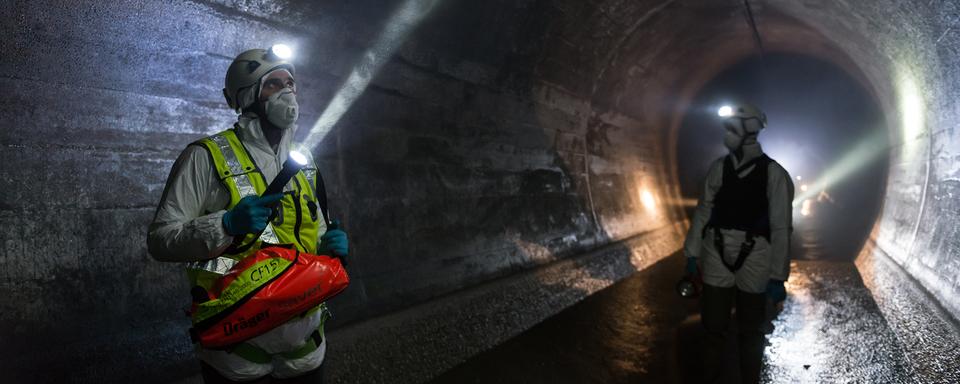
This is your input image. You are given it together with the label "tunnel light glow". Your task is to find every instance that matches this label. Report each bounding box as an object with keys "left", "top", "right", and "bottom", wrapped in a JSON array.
[
  {"left": 302, "top": 0, "right": 441, "bottom": 151},
  {"left": 640, "top": 189, "right": 657, "bottom": 212},
  {"left": 673, "top": 197, "right": 699, "bottom": 208},
  {"left": 718, "top": 105, "right": 734, "bottom": 117},
  {"left": 289, "top": 150, "right": 308, "bottom": 166},
  {"left": 796, "top": 175, "right": 802, "bottom": 181},
  {"left": 899, "top": 74, "right": 925, "bottom": 145},
  {"left": 800, "top": 199, "right": 812, "bottom": 217},
  {"left": 800, "top": 184, "right": 808, "bottom": 192},
  {"left": 270, "top": 44, "right": 293, "bottom": 59},
  {"left": 816, "top": 190, "right": 834, "bottom": 204}
]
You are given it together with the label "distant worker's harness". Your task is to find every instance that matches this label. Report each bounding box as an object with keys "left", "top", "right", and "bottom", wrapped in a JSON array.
[{"left": 704, "top": 154, "right": 774, "bottom": 272}]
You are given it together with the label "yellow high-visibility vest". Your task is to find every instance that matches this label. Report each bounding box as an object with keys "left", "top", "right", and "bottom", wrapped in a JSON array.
[{"left": 185, "top": 126, "right": 328, "bottom": 333}]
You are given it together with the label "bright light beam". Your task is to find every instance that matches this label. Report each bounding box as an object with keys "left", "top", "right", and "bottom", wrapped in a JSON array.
[
  {"left": 792, "top": 130, "right": 888, "bottom": 206},
  {"left": 302, "top": 0, "right": 440, "bottom": 150}
]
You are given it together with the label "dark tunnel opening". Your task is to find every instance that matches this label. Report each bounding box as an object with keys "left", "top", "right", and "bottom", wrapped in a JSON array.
[{"left": 677, "top": 53, "right": 889, "bottom": 262}]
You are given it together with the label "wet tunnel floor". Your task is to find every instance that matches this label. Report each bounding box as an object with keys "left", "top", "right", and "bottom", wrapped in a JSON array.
[{"left": 429, "top": 252, "right": 916, "bottom": 383}]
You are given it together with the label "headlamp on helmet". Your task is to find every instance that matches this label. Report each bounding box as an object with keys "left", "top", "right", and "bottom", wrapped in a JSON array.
[{"left": 718, "top": 103, "right": 767, "bottom": 129}]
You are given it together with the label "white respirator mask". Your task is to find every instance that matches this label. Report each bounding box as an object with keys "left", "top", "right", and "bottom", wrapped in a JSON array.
[
  {"left": 263, "top": 88, "right": 299, "bottom": 128},
  {"left": 723, "top": 119, "right": 747, "bottom": 152}
]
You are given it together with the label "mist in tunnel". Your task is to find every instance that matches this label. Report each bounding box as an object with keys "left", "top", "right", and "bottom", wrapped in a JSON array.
[{"left": 677, "top": 53, "right": 889, "bottom": 262}]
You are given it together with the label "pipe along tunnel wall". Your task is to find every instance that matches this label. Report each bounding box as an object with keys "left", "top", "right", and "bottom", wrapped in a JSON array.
[{"left": 1, "top": 1, "right": 959, "bottom": 382}]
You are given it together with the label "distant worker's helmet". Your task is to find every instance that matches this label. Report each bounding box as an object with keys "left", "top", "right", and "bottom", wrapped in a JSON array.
[
  {"left": 718, "top": 103, "right": 768, "bottom": 130},
  {"left": 223, "top": 46, "right": 295, "bottom": 112}
]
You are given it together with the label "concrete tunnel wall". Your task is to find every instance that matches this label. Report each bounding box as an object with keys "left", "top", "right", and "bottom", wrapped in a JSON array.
[
  {"left": 0, "top": 1, "right": 683, "bottom": 382},
  {"left": 2, "top": 0, "right": 960, "bottom": 382}
]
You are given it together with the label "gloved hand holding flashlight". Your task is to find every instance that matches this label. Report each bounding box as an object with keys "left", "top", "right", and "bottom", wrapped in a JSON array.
[
  {"left": 223, "top": 149, "right": 305, "bottom": 237},
  {"left": 320, "top": 219, "right": 349, "bottom": 261},
  {"left": 222, "top": 194, "right": 284, "bottom": 236}
]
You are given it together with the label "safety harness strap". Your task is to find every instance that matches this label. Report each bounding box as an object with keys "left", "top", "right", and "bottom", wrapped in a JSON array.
[{"left": 712, "top": 229, "right": 758, "bottom": 272}]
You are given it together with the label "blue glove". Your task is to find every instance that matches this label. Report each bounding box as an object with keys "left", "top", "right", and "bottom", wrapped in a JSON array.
[
  {"left": 767, "top": 279, "right": 786, "bottom": 303},
  {"left": 222, "top": 194, "right": 284, "bottom": 236},
  {"left": 685, "top": 257, "right": 698, "bottom": 276},
  {"left": 320, "top": 220, "right": 349, "bottom": 258}
]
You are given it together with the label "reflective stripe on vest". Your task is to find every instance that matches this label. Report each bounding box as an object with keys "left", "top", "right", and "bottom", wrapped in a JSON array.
[{"left": 185, "top": 127, "right": 326, "bottom": 325}]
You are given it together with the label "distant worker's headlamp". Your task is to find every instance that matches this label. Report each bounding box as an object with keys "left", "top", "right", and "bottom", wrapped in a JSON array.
[
  {"left": 268, "top": 44, "right": 293, "bottom": 60},
  {"left": 717, "top": 103, "right": 767, "bottom": 129},
  {"left": 718, "top": 105, "right": 734, "bottom": 118}
]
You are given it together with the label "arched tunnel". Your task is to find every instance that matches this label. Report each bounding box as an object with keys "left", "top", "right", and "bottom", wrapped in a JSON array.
[{"left": 3, "top": 0, "right": 960, "bottom": 383}]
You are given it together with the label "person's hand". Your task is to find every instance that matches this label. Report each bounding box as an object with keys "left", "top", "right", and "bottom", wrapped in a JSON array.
[
  {"left": 320, "top": 220, "right": 349, "bottom": 259},
  {"left": 685, "top": 257, "right": 698, "bottom": 276},
  {"left": 767, "top": 279, "right": 786, "bottom": 303},
  {"left": 222, "top": 194, "right": 283, "bottom": 236}
]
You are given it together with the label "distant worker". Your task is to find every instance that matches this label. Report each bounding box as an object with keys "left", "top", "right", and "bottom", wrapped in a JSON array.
[
  {"left": 683, "top": 103, "right": 793, "bottom": 384},
  {"left": 148, "top": 45, "right": 349, "bottom": 383}
]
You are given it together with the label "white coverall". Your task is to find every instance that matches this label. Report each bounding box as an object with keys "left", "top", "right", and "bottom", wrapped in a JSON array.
[
  {"left": 684, "top": 143, "right": 793, "bottom": 293},
  {"left": 148, "top": 114, "right": 329, "bottom": 381}
]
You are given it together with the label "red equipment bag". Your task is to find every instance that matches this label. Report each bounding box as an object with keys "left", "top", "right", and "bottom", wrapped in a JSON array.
[{"left": 191, "top": 246, "right": 349, "bottom": 348}]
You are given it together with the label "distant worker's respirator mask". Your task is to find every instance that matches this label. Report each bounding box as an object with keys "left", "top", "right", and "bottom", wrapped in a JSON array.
[{"left": 718, "top": 103, "right": 767, "bottom": 152}]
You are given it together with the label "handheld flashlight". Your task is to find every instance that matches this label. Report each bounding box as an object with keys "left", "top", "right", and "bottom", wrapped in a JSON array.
[
  {"left": 227, "top": 150, "right": 308, "bottom": 251},
  {"left": 675, "top": 268, "right": 703, "bottom": 299},
  {"left": 263, "top": 150, "right": 309, "bottom": 197}
]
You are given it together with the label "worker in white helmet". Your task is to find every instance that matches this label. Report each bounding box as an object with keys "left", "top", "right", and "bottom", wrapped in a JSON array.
[
  {"left": 148, "top": 45, "right": 349, "bottom": 383},
  {"left": 683, "top": 103, "right": 794, "bottom": 384}
]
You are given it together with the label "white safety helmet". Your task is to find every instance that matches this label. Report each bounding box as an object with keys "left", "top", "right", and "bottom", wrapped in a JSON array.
[
  {"left": 718, "top": 103, "right": 767, "bottom": 132},
  {"left": 223, "top": 45, "right": 295, "bottom": 112}
]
